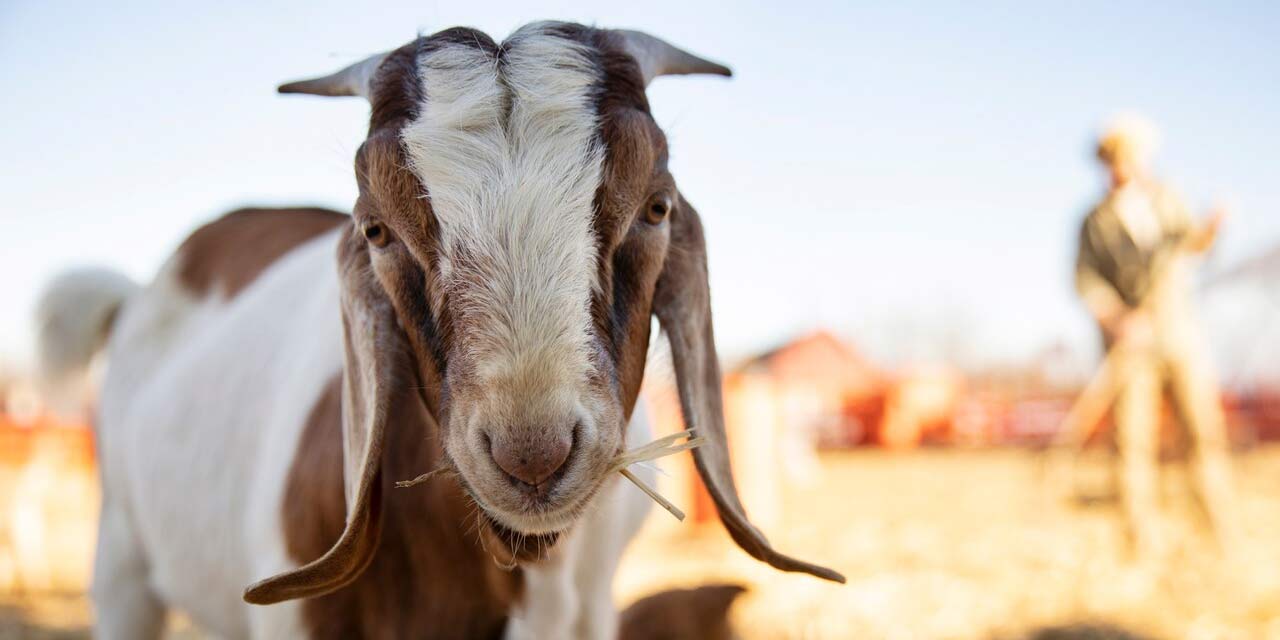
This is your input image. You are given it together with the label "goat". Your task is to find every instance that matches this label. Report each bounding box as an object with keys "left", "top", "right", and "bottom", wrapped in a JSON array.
[{"left": 38, "top": 22, "right": 843, "bottom": 640}]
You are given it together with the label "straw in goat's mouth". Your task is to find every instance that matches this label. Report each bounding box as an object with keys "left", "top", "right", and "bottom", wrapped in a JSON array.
[
  {"left": 395, "top": 468, "right": 451, "bottom": 489},
  {"left": 396, "top": 429, "right": 705, "bottom": 522},
  {"left": 608, "top": 429, "right": 705, "bottom": 521}
]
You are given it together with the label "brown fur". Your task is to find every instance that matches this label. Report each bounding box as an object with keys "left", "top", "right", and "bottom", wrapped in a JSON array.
[
  {"left": 618, "top": 584, "right": 746, "bottom": 640},
  {"left": 591, "top": 104, "right": 672, "bottom": 418},
  {"left": 177, "top": 207, "right": 346, "bottom": 299},
  {"left": 284, "top": 373, "right": 522, "bottom": 639}
]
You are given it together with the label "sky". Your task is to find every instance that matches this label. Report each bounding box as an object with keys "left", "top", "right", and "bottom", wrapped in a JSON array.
[{"left": 1, "top": 1, "right": 1278, "bottom": 374}]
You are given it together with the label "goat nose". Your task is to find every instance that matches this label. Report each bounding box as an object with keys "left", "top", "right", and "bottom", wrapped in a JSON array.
[{"left": 489, "top": 433, "right": 573, "bottom": 488}]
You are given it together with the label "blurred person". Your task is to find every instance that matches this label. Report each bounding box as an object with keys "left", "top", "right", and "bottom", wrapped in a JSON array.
[{"left": 1074, "top": 114, "right": 1236, "bottom": 559}]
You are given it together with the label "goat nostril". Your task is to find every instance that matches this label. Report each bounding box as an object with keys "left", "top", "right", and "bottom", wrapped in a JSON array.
[{"left": 489, "top": 432, "right": 573, "bottom": 489}]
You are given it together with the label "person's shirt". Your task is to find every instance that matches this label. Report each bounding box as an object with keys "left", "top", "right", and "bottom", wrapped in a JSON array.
[
  {"left": 1075, "top": 180, "right": 1192, "bottom": 313},
  {"left": 1112, "top": 183, "right": 1163, "bottom": 250}
]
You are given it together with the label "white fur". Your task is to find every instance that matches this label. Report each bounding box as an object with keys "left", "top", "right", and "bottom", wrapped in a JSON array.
[
  {"left": 88, "top": 231, "right": 343, "bottom": 639},
  {"left": 506, "top": 404, "right": 655, "bottom": 640},
  {"left": 402, "top": 23, "right": 604, "bottom": 388}
]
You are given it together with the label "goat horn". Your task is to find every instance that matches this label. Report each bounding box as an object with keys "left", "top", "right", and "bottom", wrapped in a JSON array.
[
  {"left": 278, "top": 52, "right": 388, "bottom": 99},
  {"left": 612, "top": 30, "right": 732, "bottom": 86}
]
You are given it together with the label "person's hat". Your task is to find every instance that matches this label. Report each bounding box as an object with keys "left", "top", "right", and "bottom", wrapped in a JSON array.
[{"left": 1097, "top": 112, "right": 1160, "bottom": 167}]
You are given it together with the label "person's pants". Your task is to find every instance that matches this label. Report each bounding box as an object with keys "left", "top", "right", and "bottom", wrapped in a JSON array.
[{"left": 1111, "top": 342, "right": 1238, "bottom": 556}]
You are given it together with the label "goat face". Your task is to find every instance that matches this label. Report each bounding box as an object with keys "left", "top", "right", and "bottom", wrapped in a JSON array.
[
  {"left": 354, "top": 24, "right": 692, "bottom": 541},
  {"left": 244, "top": 21, "right": 842, "bottom": 607}
]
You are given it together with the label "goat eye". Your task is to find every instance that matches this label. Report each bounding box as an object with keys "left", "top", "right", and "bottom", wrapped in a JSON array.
[
  {"left": 362, "top": 222, "right": 389, "bottom": 247},
  {"left": 645, "top": 195, "right": 672, "bottom": 224}
]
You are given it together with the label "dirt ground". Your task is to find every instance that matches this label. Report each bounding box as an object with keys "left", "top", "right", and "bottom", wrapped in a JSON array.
[
  {"left": 5, "top": 447, "right": 1280, "bottom": 639},
  {"left": 617, "top": 447, "right": 1280, "bottom": 639}
]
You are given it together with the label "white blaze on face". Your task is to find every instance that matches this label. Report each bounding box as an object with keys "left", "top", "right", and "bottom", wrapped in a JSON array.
[{"left": 401, "top": 25, "right": 604, "bottom": 391}]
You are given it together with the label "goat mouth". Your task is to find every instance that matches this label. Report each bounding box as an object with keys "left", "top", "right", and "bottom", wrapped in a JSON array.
[{"left": 479, "top": 512, "right": 561, "bottom": 566}]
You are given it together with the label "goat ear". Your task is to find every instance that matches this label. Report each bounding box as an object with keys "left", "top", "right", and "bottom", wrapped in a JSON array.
[
  {"left": 244, "top": 225, "right": 408, "bottom": 604},
  {"left": 653, "top": 195, "right": 845, "bottom": 585}
]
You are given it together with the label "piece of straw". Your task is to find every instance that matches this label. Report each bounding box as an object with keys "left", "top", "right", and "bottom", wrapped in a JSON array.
[
  {"left": 395, "top": 467, "right": 449, "bottom": 489},
  {"left": 607, "top": 430, "right": 705, "bottom": 474},
  {"left": 613, "top": 429, "right": 705, "bottom": 522},
  {"left": 620, "top": 467, "right": 685, "bottom": 521}
]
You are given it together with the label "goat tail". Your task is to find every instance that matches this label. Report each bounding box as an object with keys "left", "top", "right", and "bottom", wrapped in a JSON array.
[{"left": 35, "top": 267, "right": 138, "bottom": 410}]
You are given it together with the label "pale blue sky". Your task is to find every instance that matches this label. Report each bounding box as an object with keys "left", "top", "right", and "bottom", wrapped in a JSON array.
[{"left": 2, "top": 1, "right": 1277, "bottom": 373}]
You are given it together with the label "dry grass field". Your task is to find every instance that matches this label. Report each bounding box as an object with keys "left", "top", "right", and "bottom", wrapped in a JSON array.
[
  {"left": 5, "top": 447, "right": 1280, "bottom": 639},
  {"left": 617, "top": 447, "right": 1280, "bottom": 639}
]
